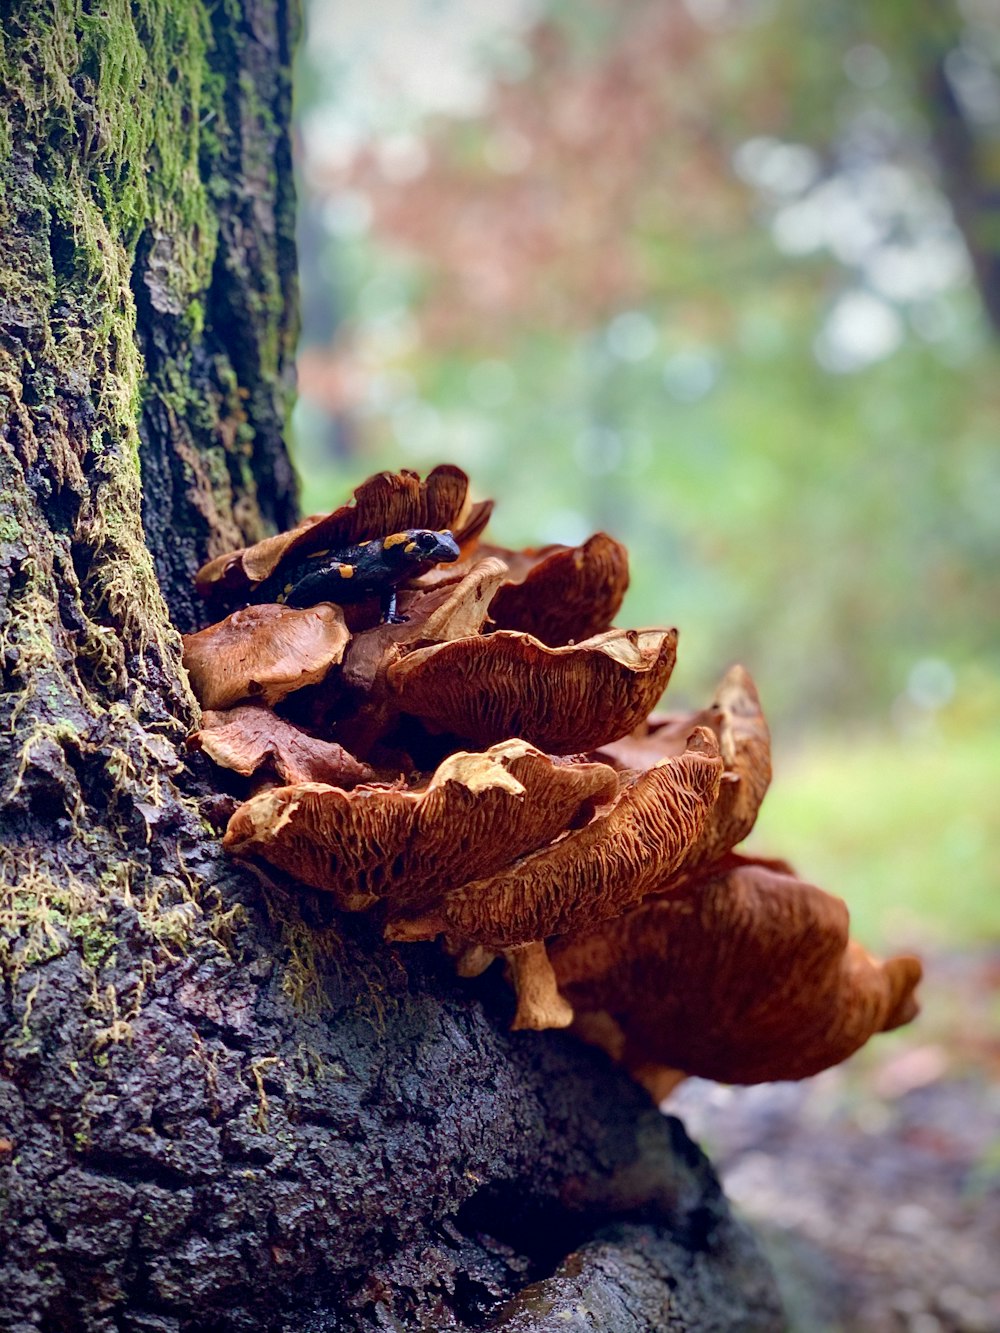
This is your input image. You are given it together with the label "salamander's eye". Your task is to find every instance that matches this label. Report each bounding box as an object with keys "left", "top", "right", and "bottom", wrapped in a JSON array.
[{"left": 413, "top": 530, "right": 448, "bottom": 554}]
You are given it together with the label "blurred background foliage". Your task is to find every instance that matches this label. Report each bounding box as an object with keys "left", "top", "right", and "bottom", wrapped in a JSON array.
[{"left": 290, "top": 0, "right": 999, "bottom": 952}]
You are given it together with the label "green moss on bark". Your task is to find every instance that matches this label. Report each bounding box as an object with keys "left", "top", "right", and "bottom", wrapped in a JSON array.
[
  {"left": 1, "top": 1, "right": 215, "bottom": 263},
  {"left": 0, "top": 0, "right": 298, "bottom": 1009},
  {"left": 0, "top": 0, "right": 224, "bottom": 780}
]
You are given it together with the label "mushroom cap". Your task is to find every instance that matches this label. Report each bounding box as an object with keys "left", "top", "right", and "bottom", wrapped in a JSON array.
[
  {"left": 182, "top": 602, "right": 350, "bottom": 710},
  {"left": 398, "top": 556, "right": 511, "bottom": 645},
  {"left": 408, "top": 727, "right": 724, "bottom": 948},
  {"left": 386, "top": 627, "right": 679, "bottom": 753},
  {"left": 195, "top": 465, "right": 489, "bottom": 600},
  {"left": 189, "top": 706, "right": 377, "bottom": 788},
  {"left": 484, "top": 532, "right": 630, "bottom": 646},
  {"left": 452, "top": 498, "right": 494, "bottom": 558},
  {"left": 597, "top": 664, "right": 771, "bottom": 874},
  {"left": 550, "top": 857, "right": 923, "bottom": 1085},
  {"left": 222, "top": 739, "right": 621, "bottom": 914}
]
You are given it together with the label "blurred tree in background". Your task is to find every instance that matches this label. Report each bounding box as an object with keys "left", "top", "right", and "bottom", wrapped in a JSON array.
[{"left": 291, "top": 0, "right": 1000, "bottom": 947}]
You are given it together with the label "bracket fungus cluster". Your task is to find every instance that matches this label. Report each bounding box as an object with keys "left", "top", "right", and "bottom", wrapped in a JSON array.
[{"left": 185, "top": 464, "right": 921, "bottom": 1096}]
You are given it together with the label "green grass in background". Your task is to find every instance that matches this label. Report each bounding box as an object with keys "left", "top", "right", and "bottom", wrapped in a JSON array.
[{"left": 747, "top": 722, "right": 1000, "bottom": 954}]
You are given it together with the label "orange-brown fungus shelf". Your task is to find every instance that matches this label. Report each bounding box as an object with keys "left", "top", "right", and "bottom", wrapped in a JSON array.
[
  {"left": 182, "top": 602, "right": 350, "bottom": 711},
  {"left": 185, "top": 464, "right": 922, "bottom": 1087},
  {"left": 549, "top": 857, "right": 922, "bottom": 1098}
]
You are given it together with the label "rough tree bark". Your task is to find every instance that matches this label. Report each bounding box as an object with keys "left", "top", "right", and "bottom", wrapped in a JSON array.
[{"left": 0, "top": 4, "right": 784, "bottom": 1330}]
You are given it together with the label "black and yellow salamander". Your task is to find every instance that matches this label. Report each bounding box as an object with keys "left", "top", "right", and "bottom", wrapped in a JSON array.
[{"left": 251, "top": 529, "right": 461, "bottom": 622}]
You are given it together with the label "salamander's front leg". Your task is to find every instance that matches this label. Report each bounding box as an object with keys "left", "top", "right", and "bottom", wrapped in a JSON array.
[{"left": 380, "top": 588, "right": 407, "bottom": 625}]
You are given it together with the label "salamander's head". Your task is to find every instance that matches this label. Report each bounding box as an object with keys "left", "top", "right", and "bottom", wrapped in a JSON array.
[{"left": 381, "top": 529, "right": 461, "bottom": 568}]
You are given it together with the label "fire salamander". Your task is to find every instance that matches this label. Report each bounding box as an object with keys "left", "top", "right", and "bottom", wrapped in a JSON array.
[{"left": 253, "top": 529, "right": 461, "bottom": 622}]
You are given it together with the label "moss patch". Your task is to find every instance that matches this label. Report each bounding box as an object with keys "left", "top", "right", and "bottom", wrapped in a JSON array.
[
  {"left": 0, "top": 0, "right": 298, "bottom": 1082},
  {"left": 0, "top": 0, "right": 240, "bottom": 823}
]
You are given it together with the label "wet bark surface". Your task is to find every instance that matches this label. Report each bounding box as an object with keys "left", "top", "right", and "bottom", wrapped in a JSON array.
[
  {"left": 0, "top": 4, "right": 783, "bottom": 1330},
  {"left": 1, "top": 881, "right": 784, "bottom": 1331}
]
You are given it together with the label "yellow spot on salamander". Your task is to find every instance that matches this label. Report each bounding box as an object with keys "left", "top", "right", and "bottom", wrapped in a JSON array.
[
  {"left": 337, "top": 564, "right": 355, "bottom": 578},
  {"left": 308, "top": 549, "right": 330, "bottom": 561},
  {"left": 404, "top": 540, "right": 418, "bottom": 553},
  {"left": 382, "top": 532, "right": 411, "bottom": 549}
]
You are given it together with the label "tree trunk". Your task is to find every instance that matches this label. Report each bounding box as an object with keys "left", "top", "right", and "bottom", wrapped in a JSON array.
[
  {"left": 926, "top": 54, "right": 1000, "bottom": 338},
  {"left": 0, "top": 4, "right": 784, "bottom": 1330}
]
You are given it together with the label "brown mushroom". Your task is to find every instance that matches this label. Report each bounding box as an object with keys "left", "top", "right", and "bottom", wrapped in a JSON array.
[
  {"left": 452, "top": 497, "right": 494, "bottom": 558},
  {"left": 195, "top": 465, "right": 489, "bottom": 601},
  {"left": 596, "top": 664, "right": 771, "bottom": 875},
  {"left": 442, "top": 936, "right": 578, "bottom": 1031},
  {"left": 386, "top": 627, "right": 679, "bottom": 753},
  {"left": 186, "top": 463, "right": 922, "bottom": 1084},
  {"left": 222, "top": 739, "right": 620, "bottom": 916},
  {"left": 484, "top": 532, "right": 630, "bottom": 646},
  {"left": 188, "top": 706, "right": 377, "bottom": 788},
  {"left": 549, "top": 856, "right": 922, "bottom": 1093},
  {"left": 182, "top": 602, "right": 350, "bottom": 710},
  {"left": 389, "top": 727, "right": 724, "bottom": 948}
]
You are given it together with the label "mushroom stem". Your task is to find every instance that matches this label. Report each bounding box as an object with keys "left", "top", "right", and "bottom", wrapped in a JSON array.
[
  {"left": 505, "top": 943, "right": 574, "bottom": 1031},
  {"left": 570, "top": 1011, "right": 687, "bottom": 1102},
  {"left": 570, "top": 1009, "right": 627, "bottom": 1061},
  {"left": 628, "top": 1062, "right": 687, "bottom": 1104},
  {"left": 451, "top": 944, "right": 498, "bottom": 978}
]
